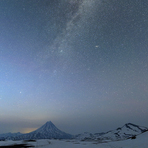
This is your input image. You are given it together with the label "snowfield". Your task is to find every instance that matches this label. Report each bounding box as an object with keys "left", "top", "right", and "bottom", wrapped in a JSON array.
[{"left": 0, "top": 131, "right": 148, "bottom": 148}]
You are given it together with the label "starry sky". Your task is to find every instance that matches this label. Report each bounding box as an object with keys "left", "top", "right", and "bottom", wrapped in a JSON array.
[{"left": 0, "top": 0, "right": 148, "bottom": 134}]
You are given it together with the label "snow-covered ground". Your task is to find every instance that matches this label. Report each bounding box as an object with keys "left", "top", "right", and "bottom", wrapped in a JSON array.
[
  {"left": 0, "top": 140, "right": 112, "bottom": 148},
  {"left": 0, "top": 131, "right": 148, "bottom": 148}
]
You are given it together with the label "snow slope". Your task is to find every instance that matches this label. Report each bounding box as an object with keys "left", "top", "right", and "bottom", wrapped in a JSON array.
[
  {"left": 109, "top": 130, "right": 148, "bottom": 148},
  {"left": 0, "top": 139, "right": 113, "bottom": 148}
]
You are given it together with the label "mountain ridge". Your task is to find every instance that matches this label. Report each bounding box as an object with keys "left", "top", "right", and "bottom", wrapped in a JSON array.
[
  {"left": 0, "top": 122, "right": 147, "bottom": 141},
  {"left": 75, "top": 123, "right": 148, "bottom": 141}
]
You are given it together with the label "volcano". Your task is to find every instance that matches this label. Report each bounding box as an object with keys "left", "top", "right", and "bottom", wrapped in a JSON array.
[{"left": 15, "top": 121, "right": 73, "bottom": 140}]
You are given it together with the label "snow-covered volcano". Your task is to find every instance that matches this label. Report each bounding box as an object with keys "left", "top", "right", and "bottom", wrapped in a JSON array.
[{"left": 15, "top": 121, "right": 73, "bottom": 140}]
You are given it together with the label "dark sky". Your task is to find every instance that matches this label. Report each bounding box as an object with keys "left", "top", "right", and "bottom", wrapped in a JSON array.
[{"left": 0, "top": 0, "right": 148, "bottom": 134}]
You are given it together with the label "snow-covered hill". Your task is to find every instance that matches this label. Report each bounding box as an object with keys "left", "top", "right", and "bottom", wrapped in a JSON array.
[
  {"left": 75, "top": 132, "right": 95, "bottom": 141},
  {"left": 76, "top": 123, "right": 148, "bottom": 142},
  {"left": 100, "top": 123, "right": 148, "bottom": 141},
  {"left": 14, "top": 121, "right": 73, "bottom": 140}
]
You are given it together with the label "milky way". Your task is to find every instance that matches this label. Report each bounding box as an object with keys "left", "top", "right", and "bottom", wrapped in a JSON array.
[{"left": 0, "top": 0, "right": 148, "bottom": 134}]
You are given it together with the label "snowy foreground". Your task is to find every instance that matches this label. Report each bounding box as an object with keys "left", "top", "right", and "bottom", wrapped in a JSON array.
[{"left": 0, "top": 131, "right": 148, "bottom": 148}]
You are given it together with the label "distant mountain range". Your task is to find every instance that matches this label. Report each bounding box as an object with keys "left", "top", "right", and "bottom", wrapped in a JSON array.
[
  {"left": 0, "top": 121, "right": 147, "bottom": 142},
  {"left": 0, "top": 132, "right": 22, "bottom": 140}
]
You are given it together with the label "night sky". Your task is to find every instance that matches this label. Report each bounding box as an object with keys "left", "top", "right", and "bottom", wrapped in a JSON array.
[{"left": 0, "top": 0, "right": 148, "bottom": 134}]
